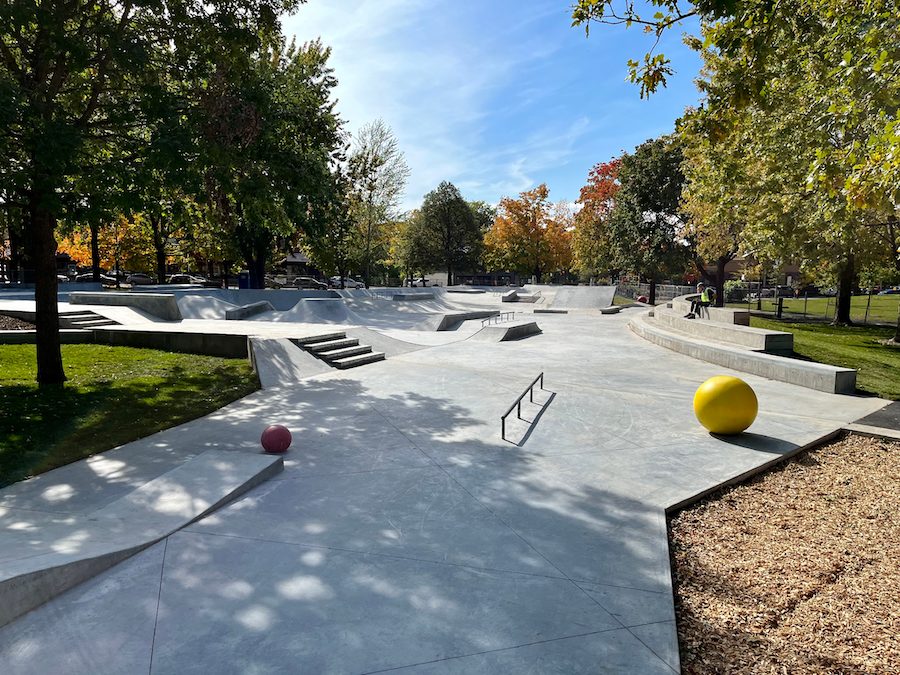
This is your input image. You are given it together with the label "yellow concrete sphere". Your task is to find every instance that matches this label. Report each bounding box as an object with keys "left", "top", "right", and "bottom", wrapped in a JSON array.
[{"left": 693, "top": 376, "right": 758, "bottom": 435}]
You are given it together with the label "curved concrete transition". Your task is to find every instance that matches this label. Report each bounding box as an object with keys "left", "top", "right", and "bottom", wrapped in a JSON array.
[{"left": 0, "top": 288, "right": 891, "bottom": 675}]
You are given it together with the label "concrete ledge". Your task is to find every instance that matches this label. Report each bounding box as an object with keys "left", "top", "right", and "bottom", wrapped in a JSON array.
[
  {"left": 843, "top": 422, "right": 900, "bottom": 442},
  {"left": 655, "top": 306, "right": 793, "bottom": 353},
  {"left": 446, "top": 289, "right": 485, "bottom": 294},
  {"left": 671, "top": 294, "right": 749, "bottom": 325},
  {"left": 225, "top": 300, "right": 274, "bottom": 321},
  {"left": 93, "top": 328, "right": 249, "bottom": 358},
  {"left": 414, "top": 310, "right": 499, "bottom": 331},
  {"left": 0, "top": 330, "right": 93, "bottom": 345},
  {"left": 501, "top": 290, "right": 518, "bottom": 302},
  {"left": 470, "top": 321, "right": 541, "bottom": 342},
  {"left": 392, "top": 293, "right": 434, "bottom": 301},
  {"left": 629, "top": 311, "right": 856, "bottom": 394},
  {"left": 69, "top": 292, "right": 182, "bottom": 321},
  {"left": 534, "top": 309, "right": 568, "bottom": 314},
  {"left": 0, "top": 450, "right": 283, "bottom": 628}
]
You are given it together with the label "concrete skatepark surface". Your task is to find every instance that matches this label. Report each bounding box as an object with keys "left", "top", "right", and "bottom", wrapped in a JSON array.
[{"left": 0, "top": 286, "right": 890, "bottom": 674}]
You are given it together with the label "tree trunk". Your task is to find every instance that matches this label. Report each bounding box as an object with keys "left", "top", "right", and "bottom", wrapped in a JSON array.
[
  {"left": 648, "top": 279, "right": 657, "bottom": 305},
  {"left": 8, "top": 214, "right": 22, "bottom": 281},
  {"left": 446, "top": 259, "right": 452, "bottom": 287},
  {"left": 33, "top": 205, "right": 66, "bottom": 384},
  {"left": 715, "top": 256, "right": 728, "bottom": 307},
  {"left": 893, "top": 298, "right": 900, "bottom": 344},
  {"left": 832, "top": 253, "right": 854, "bottom": 326},
  {"left": 150, "top": 212, "right": 168, "bottom": 283},
  {"left": 90, "top": 219, "right": 101, "bottom": 280}
]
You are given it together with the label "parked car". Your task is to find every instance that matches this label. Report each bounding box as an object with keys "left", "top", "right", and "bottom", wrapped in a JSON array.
[
  {"left": 294, "top": 276, "right": 327, "bottom": 290},
  {"left": 167, "top": 274, "right": 206, "bottom": 285},
  {"left": 127, "top": 273, "right": 156, "bottom": 285},
  {"left": 57, "top": 274, "right": 69, "bottom": 283},
  {"left": 265, "top": 275, "right": 284, "bottom": 289},
  {"left": 405, "top": 277, "right": 435, "bottom": 287},
  {"left": 75, "top": 272, "right": 117, "bottom": 285},
  {"left": 329, "top": 276, "right": 364, "bottom": 289},
  {"left": 877, "top": 287, "right": 900, "bottom": 295}
]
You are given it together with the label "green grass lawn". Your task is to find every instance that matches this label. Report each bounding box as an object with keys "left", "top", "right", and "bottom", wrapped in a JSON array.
[
  {"left": 0, "top": 344, "right": 259, "bottom": 489},
  {"left": 729, "top": 294, "right": 900, "bottom": 323},
  {"left": 751, "top": 317, "right": 900, "bottom": 400}
]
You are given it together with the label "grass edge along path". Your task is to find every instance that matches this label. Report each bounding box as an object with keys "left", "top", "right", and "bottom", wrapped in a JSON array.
[
  {"left": 0, "top": 344, "right": 259, "bottom": 489},
  {"left": 669, "top": 432, "right": 900, "bottom": 674},
  {"left": 750, "top": 317, "right": 900, "bottom": 400}
]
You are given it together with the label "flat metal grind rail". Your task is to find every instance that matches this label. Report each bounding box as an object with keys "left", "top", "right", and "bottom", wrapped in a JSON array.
[
  {"left": 501, "top": 372, "right": 544, "bottom": 441},
  {"left": 481, "top": 312, "right": 516, "bottom": 327}
]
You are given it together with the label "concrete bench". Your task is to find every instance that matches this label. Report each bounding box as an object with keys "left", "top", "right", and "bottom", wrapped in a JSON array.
[
  {"left": 655, "top": 305, "right": 793, "bottom": 354},
  {"left": 501, "top": 290, "right": 518, "bottom": 302},
  {"left": 671, "top": 294, "right": 749, "bottom": 325}
]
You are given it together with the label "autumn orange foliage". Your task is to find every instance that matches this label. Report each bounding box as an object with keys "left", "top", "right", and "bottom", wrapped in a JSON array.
[
  {"left": 573, "top": 158, "right": 621, "bottom": 277},
  {"left": 483, "top": 184, "right": 572, "bottom": 283}
]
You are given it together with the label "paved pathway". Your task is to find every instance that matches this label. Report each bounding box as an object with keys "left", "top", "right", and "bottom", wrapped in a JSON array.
[{"left": 0, "top": 303, "right": 886, "bottom": 674}]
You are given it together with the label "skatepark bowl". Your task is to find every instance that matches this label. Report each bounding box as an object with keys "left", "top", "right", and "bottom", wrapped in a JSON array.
[{"left": 0, "top": 284, "right": 889, "bottom": 674}]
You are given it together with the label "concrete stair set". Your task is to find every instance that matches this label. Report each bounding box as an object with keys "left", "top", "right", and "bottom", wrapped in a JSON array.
[
  {"left": 59, "top": 310, "right": 119, "bottom": 329},
  {"left": 292, "top": 332, "right": 385, "bottom": 369}
]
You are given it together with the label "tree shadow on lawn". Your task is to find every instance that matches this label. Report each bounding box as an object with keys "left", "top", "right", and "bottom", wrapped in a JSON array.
[{"left": 0, "top": 365, "right": 257, "bottom": 489}]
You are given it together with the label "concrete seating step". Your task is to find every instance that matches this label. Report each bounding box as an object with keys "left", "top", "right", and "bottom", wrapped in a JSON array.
[
  {"left": 69, "top": 318, "right": 118, "bottom": 328},
  {"left": 291, "top": 332, "right": 347, "bottom": 346},
  {"left": 331, "top": 351, "right": 385, "bottom": 369},
  {"left": 319, "top": 345, "right": 373, "bottom": 361},
  {"left": 306, "top": 337, "right": 359, "bottom": 353},
  {"left": 0, "top": 450, "right": 283, "bottom": 629}
]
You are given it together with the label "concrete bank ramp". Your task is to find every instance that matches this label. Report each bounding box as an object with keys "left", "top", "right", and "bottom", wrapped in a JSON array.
[
  {"left": 469, "top": 321, "right": 541, "bottom": 342},
  {"left": 255, "top": 298, "right": 366, "bottom": 324},
  {"left": 0, "top": 450, "right": 283, "bottom": 629},
  {"left": 549, "top": 286, "right": 616, "bottom": 309},
  {"left": 176, "top": 293, "right": 238, "bottom": 320},
  {"left": 250, "top": 337, "right": 332, "bottom": 386},
  {"left": 414, "top": 310, "right": 499, "bottom": 331}
]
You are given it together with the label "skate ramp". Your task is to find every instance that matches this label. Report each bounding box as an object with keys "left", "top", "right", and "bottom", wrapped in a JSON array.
[
  {"left": 176, "top": 294, "right": 238, "bottom": 320},
  {"left": 548, "top": 286, "right": 616, "bottom": 309},
  {"left": 253, "top": 298, "right": 366, "bottom": 324}
]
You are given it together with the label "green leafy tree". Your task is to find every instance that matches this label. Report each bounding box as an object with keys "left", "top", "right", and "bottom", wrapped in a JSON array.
[
  {"left": 201, "top": 38, "right": 343, "bottom": 289},
  {"left": 302, "top": 167, "right": 359, "bottom": 288},
  {"left": 0, "top": 0, "right": 300, "bottom": 384},
  {"left": 607, "top": 136, "right": 692, "bottom": 304},
  {"left": 347, "top": 119, "right": 410, "bottom": 288},
  {"left": 420, "top": 182, "right": 484, "bottom": 286}
]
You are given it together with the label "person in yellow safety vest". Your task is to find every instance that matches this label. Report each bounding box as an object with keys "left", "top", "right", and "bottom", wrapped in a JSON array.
[{"left": 687, "top": 283, "right": 714, "bottom": 318}]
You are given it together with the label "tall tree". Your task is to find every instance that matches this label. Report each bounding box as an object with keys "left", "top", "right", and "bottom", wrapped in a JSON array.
[
  {"left": 0, "top": 0, "right": 300, "bottom": 384},
  {"left": 573, "top": 158, "right": 621, "bottom": 280},
  {"left": 201, "top": 38, "right": 342, "bottom": 289},
  {"left": 302, "top": 166, "right": 358, "bottom": 288},
  {"left": 484, "top": 184, "right": 573, "bottom": 284},
  {"left": 348, "top": 119, "right": 410, "bottom": 288},
  {"left": 607, "top": 136, "right": 692, "bottom": 304},
  {"left": 419, "top": 182, "right": 483, "bottom": 286}
]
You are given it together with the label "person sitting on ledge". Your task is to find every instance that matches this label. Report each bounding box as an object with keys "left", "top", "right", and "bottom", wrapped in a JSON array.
[{"left": 686, "top": 283, "right": 714, "bottom": 318}]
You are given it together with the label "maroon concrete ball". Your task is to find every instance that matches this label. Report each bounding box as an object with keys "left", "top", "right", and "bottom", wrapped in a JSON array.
[
  {"left": 637, "top": 295, "right": 648, "bottom": 303},
  {"left": 261, "top": 425, "right": 292, "bottom": 453}
]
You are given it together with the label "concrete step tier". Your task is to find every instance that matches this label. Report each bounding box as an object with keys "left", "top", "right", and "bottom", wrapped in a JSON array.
[
  {"left": 331, "top": 351, "right": 386, "bottom": 369},
  {"left": 629, "top": 310, "right": 855, "bottom": 395},
  {"left": 291, "top": 332, "right": 386, "bottom": 369},
  {"left": 319, "top": 344, "right": 373, "bottom": 360},
  {"left": 654, "top": 305, "right": 793, "bottom": 353},
  {"left": 290, "top": 332, "right": 347, "bottom": 346},
  {"left": 306, "top": 337, "right": 360, "bottom": 353}
]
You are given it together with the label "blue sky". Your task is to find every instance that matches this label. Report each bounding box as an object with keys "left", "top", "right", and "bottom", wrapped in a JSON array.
[{"left": 281, "top": 0, "right": 704, "bottom": 211}]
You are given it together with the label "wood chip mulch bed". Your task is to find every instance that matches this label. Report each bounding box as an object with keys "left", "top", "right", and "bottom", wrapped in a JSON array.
[
  {"left": 0, "top": 314, "right": 35, "bottom": 330},
  {"left": 669, "top": 433, "right": 899, "bottom": 674}
]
